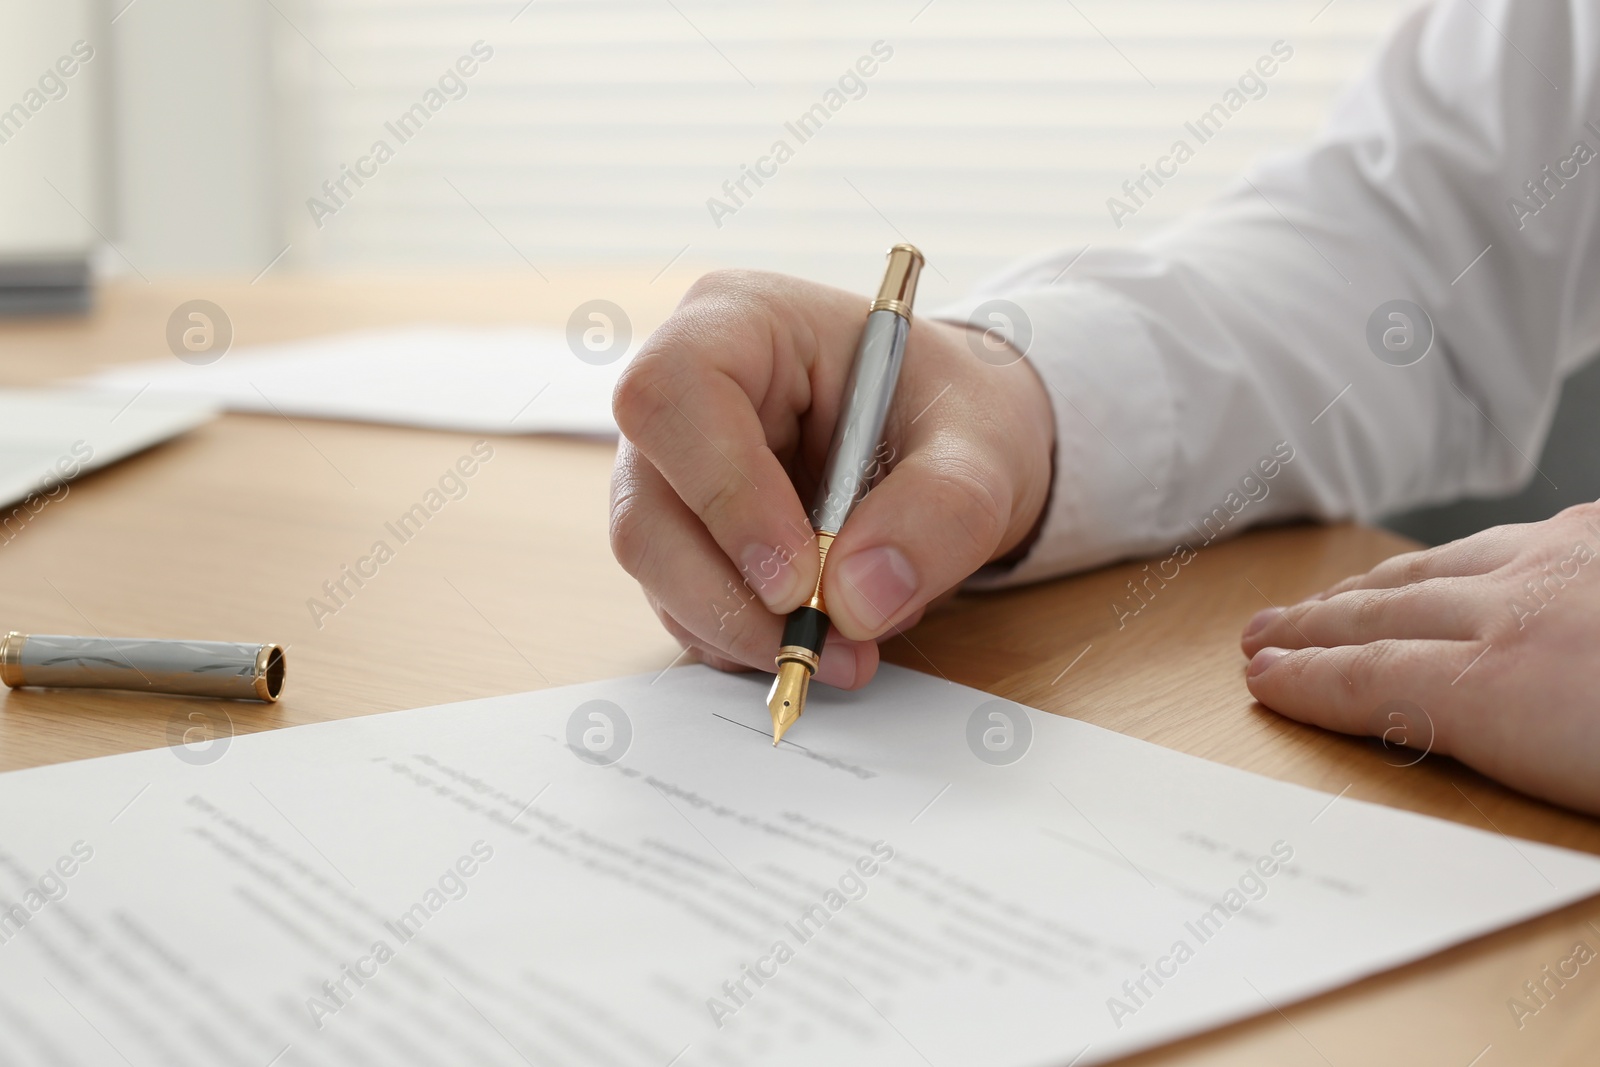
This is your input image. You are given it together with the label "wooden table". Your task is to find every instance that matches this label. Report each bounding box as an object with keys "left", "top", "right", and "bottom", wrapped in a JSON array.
[{"left": 3, "top": 278, "right": 1596, "bottom": 1066}]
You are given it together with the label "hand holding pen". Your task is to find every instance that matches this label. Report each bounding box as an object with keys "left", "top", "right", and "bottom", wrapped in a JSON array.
[
  {"left": 609, "top": 247, "right": 1055, "bottom": 732},
  {"left": 766, "top": 245, "right": 924, "bottom": 740}
]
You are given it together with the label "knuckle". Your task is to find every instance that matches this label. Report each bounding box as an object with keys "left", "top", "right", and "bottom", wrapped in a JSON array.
[
  {"left": 672, "top": 582, "right": 768, "bottom": 668},
  {"left": 608, "top": 490, "right": 653, "bottom": 578},
  {"left": 696, "top": 473, "right": 747, "bottom": 531},
  {"left": 725, "top": 625, "right": 772, "bottom": 669},
  {"left": 611, "top": 357, "right": 671, "bottom": 440},
  {"left": 1262, "top": 613, "right": 1298, "bottom": 648},
  {"left": 1327, "top": 575, "right": 1359, "bottom": 596},
  {"left": 1345, "top": 639, "right": 1398, "bottom": 683},
  {"left": 924, "top": 463, "right": 1008, "bottom": 560},
  {"left": 1462, "top": 522, "right": 1516, "bottom": 556},
  {"left": 706, "top": 610, "right": 765, "bottom": 669},
  {"left": 683, "top": 267, "right": 775, "bottom": 305},
  {"left": 1348, "top": 586, "right": 1398, "bottom": 635},
  {"left": 653, "top": 606, "right": 700, "bottom": 650},
  {"left": 1399, "top": 550, "right": 1436, "bottom": 586},
  {"left": 699, "top": 651, "right": 747, "bottom": 674},
  {"left": 1359, "top": 637, "right": 1429, "bottom": 686},
  {"left": 1481, "top": 599, "right": 1526, "bottom": 645},
  {"left": 1279, "top": 597, "right": 1316, "bottom": 630},
  {"left": 1556, "top": 499, "right": 1600, "bottom": 525}
]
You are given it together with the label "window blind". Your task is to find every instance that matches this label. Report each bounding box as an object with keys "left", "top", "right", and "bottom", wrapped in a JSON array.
[{"left": 280, "top": 0, "right": 1410, "bottom": 297}]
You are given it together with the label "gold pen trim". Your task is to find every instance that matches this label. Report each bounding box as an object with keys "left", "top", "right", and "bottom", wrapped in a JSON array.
[
  {"left": 871, "top": 244, "right": 924, "bottom": 321},
  {"left": 0, "top": 632, "right": 24, "bottom": 689},
  {"left": 774, "top": 645, "right": 820, "bottom": 672},
  {"left": 805, "top": 531, "right": 836, "bottom": 613},
  {"left": 253, "top": 643, "right": 287, "bottom": 702}
]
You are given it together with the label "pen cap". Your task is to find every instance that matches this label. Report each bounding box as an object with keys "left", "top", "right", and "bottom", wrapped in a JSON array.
[
  {"left": 870, "top": 244, "right": 924, "bottom": 318},
  {"left": 0, "top": 632, "right": 286, "bottom": 702}
]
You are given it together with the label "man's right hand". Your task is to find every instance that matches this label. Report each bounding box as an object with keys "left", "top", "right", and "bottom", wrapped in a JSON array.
[{"left": 609, "top": 269, "right": 1055, "bottom": 690}]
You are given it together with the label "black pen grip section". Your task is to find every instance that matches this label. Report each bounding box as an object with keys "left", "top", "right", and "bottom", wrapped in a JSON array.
[{"left": 781, "top": 607, "right": 830, "bottom": 654}]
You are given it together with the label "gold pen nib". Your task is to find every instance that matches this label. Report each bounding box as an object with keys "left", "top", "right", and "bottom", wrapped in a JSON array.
[{"left": 767, "top": 659, "right": 811, "bottom": 745}]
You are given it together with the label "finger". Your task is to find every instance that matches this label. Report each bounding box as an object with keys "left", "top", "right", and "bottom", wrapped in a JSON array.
[
  {"left": 822, "top": 429, "right": 1013, "bottom": 640},
  {"left": 611, "top": 348, "right": 812, "bottom": 607},
  {"left": 1244, "top": 639, "right": 1478, "bottom": 756},
  {"left": 1313, "top": 526, "right": 1521, "bottom": 601},
  {"left": 615, "top": 449, "right": 874, "bottom": 686},
  {"left": 612, "top": 319, "right": 817, "bottom": 613},
  {"left": 650, "top": 608, "right": 739, "bottom": 675},
  {"left": 692, "top": 644, "right": 753, "bottom": 676},
  {"left": 612, "top": 442, "right": 788, "bottom": 665},
  {"left": 701, "top": 652, "right": 750, "bottom": 674},
  {"left": 1241, "top": 577, "right": 1485, "bottom": 656}
]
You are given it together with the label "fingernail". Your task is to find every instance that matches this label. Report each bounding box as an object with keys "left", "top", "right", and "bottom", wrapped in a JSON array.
[
  {"left": 815, "top": 641, "right": 860, "bottom": 689},
  {"left": 740, "top": 543, "right": 802, "bottom": 610},
  {"left": 1247, "top": 647, "right": 1289, "bottom": 678},
  {"left": 835, "top": 546, "right": 919, "bottom": 632},
  {"left": 1244, "top": 608, "right": 1280, "bottom": 639}
]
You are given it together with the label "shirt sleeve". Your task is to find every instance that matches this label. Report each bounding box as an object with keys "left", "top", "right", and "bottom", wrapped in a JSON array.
[{"left": 935, "top": 0, "right": 1600, "bottom": 587}]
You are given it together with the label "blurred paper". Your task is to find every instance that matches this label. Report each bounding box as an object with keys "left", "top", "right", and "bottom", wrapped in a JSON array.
[
  {"left": 2, "top": 664, "right": 1597, "bottom": 1066},
  {"left": 82, "top": 326, "right": 627, "bottom": 436},
  {"left": 0, "top": 387, "right": 216, "bottom": 509}
]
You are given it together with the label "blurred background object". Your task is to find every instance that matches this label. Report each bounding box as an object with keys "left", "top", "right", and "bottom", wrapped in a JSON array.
[
  {"left": 1383, "top": 360, "right": 1600, "bottom": 545},
  {"left": 8, "top": 0, "right": 1589, "bottom": 541},
  {"left": 90, "top": 0, "right": 1408, "bottom": 295},
  {"left": 0, "top": 0, "right": 104, "bottom": 313}
]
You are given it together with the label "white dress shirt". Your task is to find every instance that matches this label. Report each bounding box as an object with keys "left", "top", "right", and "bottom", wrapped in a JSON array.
[{"left": 936, "top": 0, "right": 1600, "bottom": 586}]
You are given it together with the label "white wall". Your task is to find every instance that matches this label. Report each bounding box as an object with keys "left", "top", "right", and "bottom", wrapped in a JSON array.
[
  {"left": 92, "top": 0, "right": 1410, "bottom": 286},
  {"left": 109, "top": 0, "right": 281, "bottom": 274},
  {"left": 0, "top": 0, "right": 103, "bottom": 260},
  {"left": 283, "top": 0, "right": 1410, "bottom": 298}
]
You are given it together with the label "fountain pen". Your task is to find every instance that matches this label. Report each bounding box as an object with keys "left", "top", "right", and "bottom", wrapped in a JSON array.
[{"left": 768, "top": 243, "right": 924, "bottom": 744}]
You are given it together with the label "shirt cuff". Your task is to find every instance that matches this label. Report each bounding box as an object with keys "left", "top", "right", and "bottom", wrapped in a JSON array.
[{"left": 929, "top": 282, "right": 1177, "bottom": 588}]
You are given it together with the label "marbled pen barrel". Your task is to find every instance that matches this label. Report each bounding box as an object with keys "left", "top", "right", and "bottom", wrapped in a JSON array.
[
  {"left": 0, "top": 632, "right": 286, "bottom": 702},
  {"left": 809, "top": 307, "right": 909, "bottom": 536}
]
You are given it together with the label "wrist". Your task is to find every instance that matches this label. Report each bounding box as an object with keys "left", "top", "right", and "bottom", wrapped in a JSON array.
[
  {"left": 930, "top": 319, "right": 1056, "bottom": 564},
  {"left": 994, "top": 354, "right": 1055, "bottom": 562}
]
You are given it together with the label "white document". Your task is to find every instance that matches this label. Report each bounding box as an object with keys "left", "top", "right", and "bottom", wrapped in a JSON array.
[
  {"left": 2, "top": 664, "right": 1597, "bottom": 1067},
  {"left": 0, "top": 387, "right": 216, "bottom": 509},
  {"left": 82, "top": 327, "right": 627, "bottom": 437}
]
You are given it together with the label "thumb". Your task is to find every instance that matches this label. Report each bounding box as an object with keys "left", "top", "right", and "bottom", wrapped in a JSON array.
[{"left": 821, "top": 444, "right": 1012, "bottom": 641}]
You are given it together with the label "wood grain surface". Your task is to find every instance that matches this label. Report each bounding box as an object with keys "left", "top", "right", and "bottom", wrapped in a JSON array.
[{"left": 1, "top": 277, "right": 1595, "bottom": 1066}]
